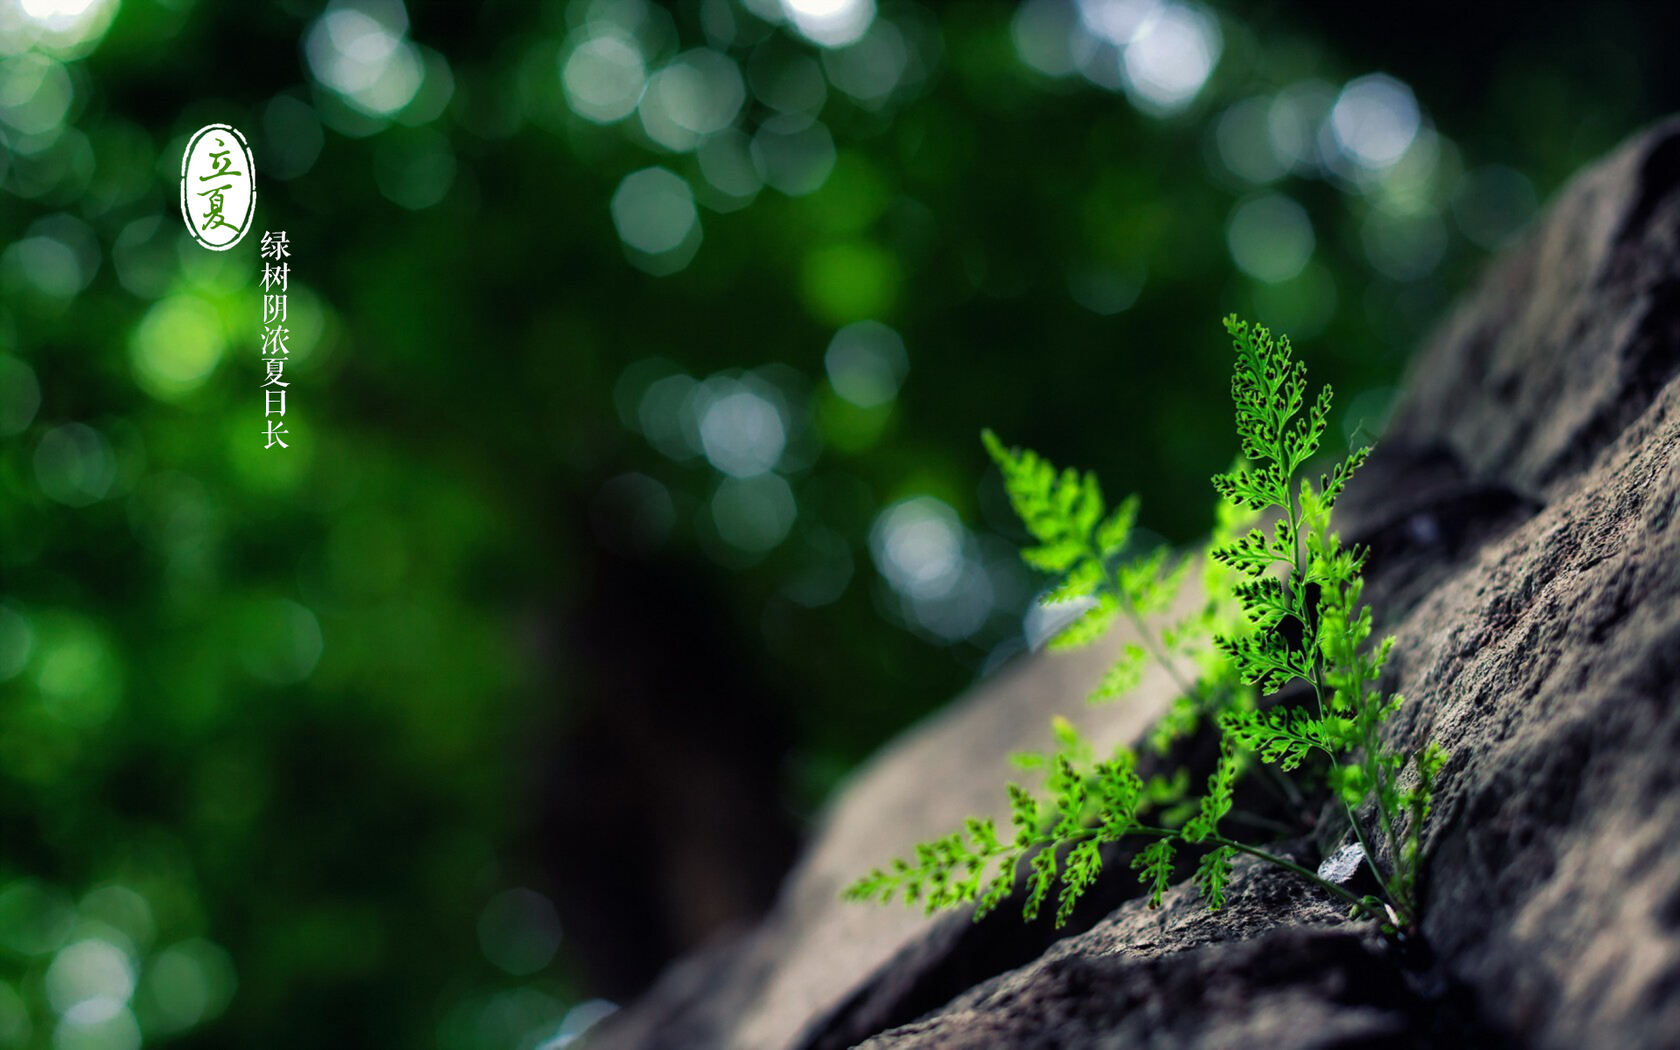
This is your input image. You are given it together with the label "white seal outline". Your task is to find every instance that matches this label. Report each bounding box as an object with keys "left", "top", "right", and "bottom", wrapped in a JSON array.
[{"left": 180, "top": 122, "right": 256, "bottom": 251}]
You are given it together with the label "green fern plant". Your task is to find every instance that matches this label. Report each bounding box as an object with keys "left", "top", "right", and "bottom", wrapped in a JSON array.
[
  {"left": 844, "top": 315, "right": 1444, "bottom": 934},
  {"left": 977, "top": 426, "right": 1249, "bottom": 750}
]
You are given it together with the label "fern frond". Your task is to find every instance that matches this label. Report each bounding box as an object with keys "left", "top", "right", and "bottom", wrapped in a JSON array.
[
  {"left": 1089, "top": 644, "right": 1146, "bottom": 703},
  {"left": 1117, "top": 545, "right": 1178, "bottom": 614},
  {"left": 986, "top": 428, "right": 1195, "bottom": 707},
  {"left": 1221, "top": 707, "right": 1346, "bottom": 770},
  {"left": 1211, "top": 463, "right": 1286, "bottom": 510},
  {"left": 1148, "top": 694, "right": 1203, "bottom": 753},
  {"left": 1007, "top": 783, "right": 1040, "bottom": 847},
  {"left": 1042, "top": 560, "right": 1104, "bottom": 604},
  {"left": 1093, "top": 757, "right": 1145, "bottom": 840},
  {"left": 1231, "top": 576, "right": 1291, "bottom": 632},
  {"left": 1282, "top": 384, "right": 1334, "bottom": 476},
  {"left": 1047, "top": 593, "right": 1119, "bottom": 651},
  {"left": 1221, "top": 314, "right": 1308, "bottom": 469},
  {"left": 1023, "top": 847, "right": 1058, "bottom": 922},
  {"left": 1131, "top": 838, "right": 1176, "bottom": 908},
  {"left": 855, "top": 316, "right": 1446, "bottom": 938},
  {"left": 1095, "top": 494, "right": 1141, "bottom": 559},
  {"left": 1194, "top": 845, "right": 1236, "bottom": 910},
  {"left": 1057, "top": 840, "right": 1103, "bottom": 926},
  {"left": 1049, "top": 714, "right": 1090, "bottom": 760},
  {"left": 1214, "top": 633, "right": 1311, "bottom": 692},
  {"left": 850, "top": 725, "right": 1159, "bottom": 929},
  {"left": 1209, "top": 528, "right": 1274, "bottom": 577},
  {"left": 1181, "top": 743, "right": 1239, "bottom": 843},
  {"left": 1319, "top": 445, "right": 1371, "bottom": 509},
  {"left": 975, "top": 864, "right": 1017, "bottom": 920},
  {"left": 1402, "top": 745, "right": 1445, "bottom": 857}
]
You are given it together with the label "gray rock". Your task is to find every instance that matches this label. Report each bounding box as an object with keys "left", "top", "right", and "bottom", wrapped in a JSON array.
[
  {"left": 593, "top": 115, "right": 1680, "bottom": 1050},
  {"left": 587, "top": 607, "right": 1194, "bottom": 1050}
]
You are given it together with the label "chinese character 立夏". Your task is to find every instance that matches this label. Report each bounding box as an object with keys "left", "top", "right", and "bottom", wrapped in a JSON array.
[
  {"left": 263, "top": 294, "right": 287, "bottom": 324},
  {"left": 264, "top": 419, "right": 289, "bottom": 449},
  {"left": 260, "top": 230, "right": 291, "bottom": 260},
  {"left": 261, "top": 262, "right": 288, "bottom": 293},
  {"left": 263, "top": 359, "right": 288, "bottom": 388},
  {"left": 179, "top": 124, "right": 255, "bottom": 249},
  {"left": 265, "top": 389, "right": 287, "bottom": 417},
  {"left": 261, "top": 325, "right": 291, "bottom": 356}
]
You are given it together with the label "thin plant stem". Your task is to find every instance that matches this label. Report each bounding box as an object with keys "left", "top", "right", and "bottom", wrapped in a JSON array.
[
  {"left": 1128, "top": 825, "right": 1370, "bottom": 914},
  {"left": 1119, "top": 601, "right": 1205, "bottom": 712}
]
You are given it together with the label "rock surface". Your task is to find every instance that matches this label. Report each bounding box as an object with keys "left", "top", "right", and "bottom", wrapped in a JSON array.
[{"left": 590, "top": 116, "right": 1680, "bottom": 1050}]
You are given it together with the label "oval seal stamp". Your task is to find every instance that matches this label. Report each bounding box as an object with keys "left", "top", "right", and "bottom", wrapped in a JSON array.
[{"left": 180, "top": 123, "right": 256, "bottom": 251}]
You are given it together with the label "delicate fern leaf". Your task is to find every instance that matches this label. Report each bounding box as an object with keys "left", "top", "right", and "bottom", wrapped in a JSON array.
[
  {"left": 1371, "top": 634, "right": 1396, "bottom": 677},
  {"left": 1049, "top": 714, "right": 1090, "bottom": 760},
  {"left": 1220, "top": 707, "right": 1340, "bottom": 770},
  {"left": 1049, "top": 754, "right": 1089, "bottom": 838},
  {"left": 1231, "top": 576, "right": 1291, "bottom": 632},
  {"left": 1214, "top": 632, "right": 1310, "bottom": 692},
  {"left": 984, "top": 429, "right": 1138, "bottom": 585},
  {"left": 1319, "top": 444, "right": 1371, "bottom": 509},
  {"left": 1417, "top": 741, "right": 1447, "bottom": 782},
  {"left": 1020, "top": 539, "right": 1085, "bottom": 574},
  {"left": 1222, "top": 314, "right": 1308, "bottom": 469},
  {"left": 966, "top": 817, "right": 1002, "bottom": 856},
  {"left": 974, "top": 863, "right": 1017, "bottom": 921},
  {"left": 1400, "top": 741, "right": 1447, "bottom": 881},
  {"left": 1305, "top": 542, "right": 1369, "bottom": 601},
  {"left": 984, "top": 429, "right": 1101, "bottom": 553},
  {"left": 947, "top": 864, "right": 984, "bottom": 908},
  {"left": 1182, "top": 745, "right": 1239, "bottom": 843},
  {"left": 843, "top": 867, "right": 895, "bottom": 904},
  {"left": 1007, "top": 783, "right": 1041, "bottom": 847},
  {"left": 1209, "top": 528, "right": 1275, "bottom": 577},
  {"left": 982, "top": 428, "right": 1056, "bottom": 535},
  {"left": 847, "top": 823, "right": 1003, "bottom": 914},
  {"left": 1211, "top": 464, "right": 1286, "bottom": 510},
  {"left": 1149, "top": 694, "right": 1203, "bottom": 753},
  {"left": 1117, "top": 545, "right": 1183, "bottom": 616},
  {"left": 1041, "top": 560, "right": 1104, "bottom": 604},
  {"left": 931, "top": 832, "right": 975, "bottom": 909},
  {"left": 1047, "top": 593, "right": 1119, "bottom": 651},
  {"left": 1202, "top": 484, "right": 1257, "bottom": 608},
  {"left": 1056, "top": 839, "right": 1102, "bottom": 927},
  {"left": 1131, "top": 839, "right": 1176, "bottom": 909},
  {"left": 1071, "top": 469, "right": 1104, "bottom": 538},
  {"left": 1090, "top": 643, "right": 1147, "bottom": 703},
  {"left": 1095, "top": 494, "right": 1140, "bottom": 558},
  {"left": 1092, "top": 756, "right": 1145, "bottom": 841},
  {"left": 1194, "top": 845, "right": 1236, "bottom": 910},
  {"left": 1223, "top": 318, "right": 1279, "bottom": 459},
  {"left": 1327, "top": 763, "right": 1370, "bottom": 807},
  {"left": 908, "top": 846, "right": 938, "bottom": 906},
  {"left": 1023, "top": 847, "right": 1058, "bottom": 922},
  {"left": 1269, "top": 514, "right": 1297, "bottom": 561},
  {"left": 1283, "top": 384, "right": 1334, "bottom": 476}
]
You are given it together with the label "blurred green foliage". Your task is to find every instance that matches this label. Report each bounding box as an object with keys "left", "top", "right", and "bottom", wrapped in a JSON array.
[{"left": 0, "top": 0, "right": 1673, "bottom": 1047}]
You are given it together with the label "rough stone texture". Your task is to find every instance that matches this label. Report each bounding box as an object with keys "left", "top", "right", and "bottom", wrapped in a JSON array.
[
  {"left": 591, "top": 116, "right": 1680, "bottom": 1050},
  {"left": 587, "top": 596, "right": 1195, "bottom": 1050}
]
